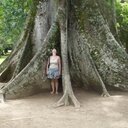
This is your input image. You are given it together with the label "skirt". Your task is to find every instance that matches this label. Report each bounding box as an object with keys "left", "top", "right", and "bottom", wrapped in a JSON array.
[{"left": 47, "top": 68, "right": 60, "bottom": 79}]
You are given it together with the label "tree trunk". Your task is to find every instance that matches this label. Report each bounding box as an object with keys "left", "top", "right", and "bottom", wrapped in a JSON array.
[
  {"left": 0, "top": 0, "right": 128, "bottom": 106},
  {"left": 55, "top": 1, "right": 80, "bottom": 107}
]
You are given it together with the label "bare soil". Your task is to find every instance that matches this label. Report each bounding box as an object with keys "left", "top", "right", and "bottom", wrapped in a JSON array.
[{"left": 0, "top": 88, "right": 128, "bottom": 128}]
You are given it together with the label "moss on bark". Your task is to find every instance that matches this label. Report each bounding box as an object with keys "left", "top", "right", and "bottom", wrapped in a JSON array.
[{"left": 0, "top": 0, "right": 128, "bottom": 106}]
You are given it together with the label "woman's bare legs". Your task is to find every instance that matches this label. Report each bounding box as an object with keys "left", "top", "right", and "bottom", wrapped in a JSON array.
[
  {"left": 51, "top": 79, "right": 55, "bottom": 94},
  {"left": 50, "top": 79, "right": 59, "bottom": 94},
  {"left": 55, "top": 79, "right": 59, "bottom": 94}
]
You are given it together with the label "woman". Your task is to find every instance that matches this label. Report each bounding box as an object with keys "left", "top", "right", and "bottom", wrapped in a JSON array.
[{"left": 46, "top": 48, "right": 61, "bottom": 94}]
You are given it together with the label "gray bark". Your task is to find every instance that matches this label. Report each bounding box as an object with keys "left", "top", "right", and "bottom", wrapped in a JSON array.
[
  {"left": 55, "top": 1, "right": 80, "bottom": 107},
  {"left": 69, "top": 0, "right": 128, "bottom": 90},
  {"left": 0, "top": 0, "right": 128, "bottom": 106},
  {"left": 2, "top": 19, "right": 59, "bottom": 99}
]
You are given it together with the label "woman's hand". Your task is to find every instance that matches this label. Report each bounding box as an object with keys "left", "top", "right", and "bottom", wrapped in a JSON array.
[
  {"left": 58, "top": 71, "right": 61, "bottom": 76},
  {"left": 46, "top": 57, "right": 50, "bottom": 76},
  {"left": 46, "top": 69, "right": 48, "bottom": 76}
]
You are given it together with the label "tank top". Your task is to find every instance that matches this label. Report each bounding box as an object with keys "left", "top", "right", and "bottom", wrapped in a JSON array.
[{"left": 49, "top": 56, "right": 58, "bottom": 69}]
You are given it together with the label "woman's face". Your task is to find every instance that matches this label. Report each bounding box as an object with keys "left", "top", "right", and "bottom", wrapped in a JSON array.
[{"left": 52, "top": 49, "right": 57, "bottom": 54}]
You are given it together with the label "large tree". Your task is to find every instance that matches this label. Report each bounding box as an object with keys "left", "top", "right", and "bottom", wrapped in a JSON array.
[{"left": 0, "top": 0, "right": 128, "bottom": 107}]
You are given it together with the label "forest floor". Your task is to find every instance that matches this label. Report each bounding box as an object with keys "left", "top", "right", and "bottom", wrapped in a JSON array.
[{"left": 0, "top": 88, "right": 128, "bottom": 128}]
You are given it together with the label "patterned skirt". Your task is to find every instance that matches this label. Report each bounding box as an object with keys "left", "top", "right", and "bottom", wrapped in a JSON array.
[{"left": 47, "top": 68, "right": 60, "bottom": 79}]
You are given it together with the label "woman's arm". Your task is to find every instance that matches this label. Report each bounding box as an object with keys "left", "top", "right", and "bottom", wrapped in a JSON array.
[
  {"left": 58, "top": 56, "right": 61, "bottom": 75},
  {"left": 46, "top": 57, "right": 50, "bottom": 75}
]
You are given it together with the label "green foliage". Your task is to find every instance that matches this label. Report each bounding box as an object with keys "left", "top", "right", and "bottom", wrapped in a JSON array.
[
  {"left": 0, "top": 55, "right": 7, "bottom": 64},
  {"left": 0, "top": 0, "right": 32, "bottom": 50},
  {"left": 116, "top": 1, "right": 128, "bottom": 51}
]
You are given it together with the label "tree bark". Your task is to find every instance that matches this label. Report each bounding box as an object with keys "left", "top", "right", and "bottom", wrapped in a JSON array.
[
  {"left": 1, "top": 19, "right": 59, "bottom": 99},
  {"left": 69, "top": 0, "right": 128, "bottom": 91},
  {"left": 55, "top": 1, "right": 80, "bottom": 107},
  {"left": 0, "top": 0, "right": 128, "bottom": 106}
]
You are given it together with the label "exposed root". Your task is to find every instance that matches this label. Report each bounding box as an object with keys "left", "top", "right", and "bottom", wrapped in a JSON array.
[
  {"left": 69, "top": 93, "right": 80, "bottom": 108},
  {"left": 11, "top": 33, "right": 30, "bottom": 79},
  {"left": 0, "top": 12, "right": 35, "bottom": 73},
  {"left": 68, "top": 1, "right": 110, "bottom": 97},
  {"left": 0, "top": 90, "right": 5, "bottom": 103},
  {"left": 0, "top": 0, "right": 118, "bottom": 107},
  {"left": 101, "top": 92, "right": 110, "bottom": 97},
  {"left": 55, "top": 4, "right": 80, "bottom": 107},
  {"left": 0, "top": 61, "right": 16, "bottom": 82},
  {"left": 86, "top": 44, "right": 110, "bottom": 96},
  {"left": 0, "top": 18, "right": 59, "bottom": 99},
  {"left": 55, "top": 92, "right": 80, "bottom": 108},
  {"left": 54, "top": 93, "right": 67, "bottom": 108}
]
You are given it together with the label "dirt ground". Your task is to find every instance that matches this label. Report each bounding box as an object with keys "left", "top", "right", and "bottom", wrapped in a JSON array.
[{"left": 0, "top": 88, "right": 128, "bottom": 128}]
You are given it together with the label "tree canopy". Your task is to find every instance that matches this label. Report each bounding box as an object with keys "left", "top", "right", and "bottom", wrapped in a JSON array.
[
  {"left": 0, "top": 0, "right": 128, "bottom": 54},
  {"left": 0, "top": 0, "right": 32, "bottom": 53}
]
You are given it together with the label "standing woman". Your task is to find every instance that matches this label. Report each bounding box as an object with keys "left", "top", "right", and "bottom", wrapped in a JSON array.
[{"left": 46, "top": 48, "right": 61, "bottom": 94}]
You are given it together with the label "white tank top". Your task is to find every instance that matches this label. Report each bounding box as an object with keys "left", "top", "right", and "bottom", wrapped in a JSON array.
[{"left": 49, "top": 56, "right": 58, "bottom": 69}]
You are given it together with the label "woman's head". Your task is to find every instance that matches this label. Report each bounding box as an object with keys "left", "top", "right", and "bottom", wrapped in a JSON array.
[{"left": 52, "top": 48, "right": 57, "bottom": 55}]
